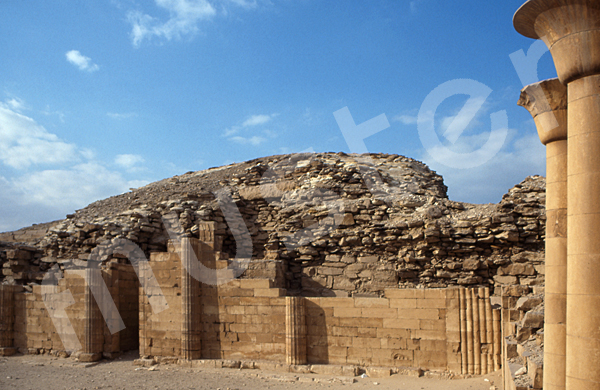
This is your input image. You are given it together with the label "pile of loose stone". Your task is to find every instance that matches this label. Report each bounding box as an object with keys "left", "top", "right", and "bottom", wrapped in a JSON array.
[{"left": 0, "top": 152, "right": 545, "bottom": 298}]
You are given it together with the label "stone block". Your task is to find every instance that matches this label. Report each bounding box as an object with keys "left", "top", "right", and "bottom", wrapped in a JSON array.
[
  {"left": 380, "top": 337, "right": 407, "bottom": 349},
  {"left": 494, "top": 275, "right": 519, "bottom": 285},
  {"left": 358, "top": 256, "right": 379, "bottom": 263},
  {"left": 366, "top": 367, "right": 391, "bottom": 378},
  {"left": 352, "top": 337, "right": 377, "bottom": 348},
  {"left": 389, "top": 298, "right": 417, "bottom": 309},
  {"left": 357, "top": 327, "right": 377, "bottom": 338},
  {"left": 361, "top": 308, "right": 397, "bottom": 318},
  {"left": 219, "top": 288, "right": 254, "bottom": 297},
  {"left": 521, "top": 311, "right": 544, "bottom": 328},
  {"left": 419, "top": 339, "right": 446, "bottom": 352},
  {"left": 338, "top": 317, "right": 382, "bottom": 328},
  {"left": 419, "top": 319, "right": 445, "bottom": 331},
  {"left": 376, "top": 327, "right": 411, "bottom": 339},
  {"left": 354, "top": 298, "right": 389, "bottom": 308},
  {"left": 382, "top": 318, "right": 419, "bottom": 330},
  {"left": 239, "top": 279, "right": 273, "bottom": 289},
  {"left": 417, "top": 298, "right": 447, "bottom": 309},
  {"left": 411, "top": 330, "right": 446, "bottom": 340},
  {"left": 333, "top": 307, "right": 362, "bottom": 318},
  {"left": 254, "top": 288, "right": 284, "bottom": 297},
  {"left": 515, "top": 297, "right": 543, "bottom": 312},
  {"left": 332, "top": 326, "right": 358, "bottom": 337},
  {"left": 384, "top": 289, "right": 425, "bottom": 299},
  {"left": 397, "top": 308, "right": 440, "bottom": 320},
  {"left": 318, "top": 297, "right": 354, "bottom": 307}
]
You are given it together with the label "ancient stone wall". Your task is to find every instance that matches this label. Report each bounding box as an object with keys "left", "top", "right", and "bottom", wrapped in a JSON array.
[
  {"left": 2, "top": 262, "right": 138, "bottom": 358},
  {"left": 0, "top": 153, "right": 548, "bottom": 376},
  {"left": 13, "top": 272, "right": 87, "bottom": 354},
  {"left": 132, "top": 240, "right": 503, "bottom": 374},
  {"left": 0, "top": 154, "right": 547, "bottom": 299}
]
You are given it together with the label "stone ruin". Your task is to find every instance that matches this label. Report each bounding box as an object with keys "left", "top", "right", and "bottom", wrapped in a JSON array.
[
  {"left": 0, "top": 152, "right": 547, "bottom": 383},
  {"left": 2, "top": 1, "right": 599, "bottom": 388}
]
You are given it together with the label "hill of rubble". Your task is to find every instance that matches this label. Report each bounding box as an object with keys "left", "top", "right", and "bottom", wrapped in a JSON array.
[{"left": 0, "top": 152, "right": 545, "bottom": 298}]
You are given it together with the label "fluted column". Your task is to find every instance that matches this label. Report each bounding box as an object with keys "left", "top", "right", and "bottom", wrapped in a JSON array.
[
  {"left": 80, "top": 268, "right": 103, "bottom": 362},
  {"left": 181, "top": 237, "right": 201, "bottom": 360},
  {"left": 518, "top": 78, "right": 568, "bottom": 390},
  {"left": 285, "top": 296, "right": 306, "bottom": 365},
  {"left": 515, "top": 2, "right": 600, "bottom": 388}
]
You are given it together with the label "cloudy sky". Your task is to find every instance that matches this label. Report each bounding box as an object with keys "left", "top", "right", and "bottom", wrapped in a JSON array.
[{"left": 0, "top": 0, "right": 557, "bottom": 232}]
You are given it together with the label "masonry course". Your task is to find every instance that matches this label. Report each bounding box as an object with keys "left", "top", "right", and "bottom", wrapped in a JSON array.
[{"left": 0, "top": 152, "right": 545, "bottom": 379}]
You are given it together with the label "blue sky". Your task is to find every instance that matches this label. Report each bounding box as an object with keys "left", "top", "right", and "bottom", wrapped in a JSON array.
[{"left": 0, "top": 0, "right": 557, "bottom": 232}]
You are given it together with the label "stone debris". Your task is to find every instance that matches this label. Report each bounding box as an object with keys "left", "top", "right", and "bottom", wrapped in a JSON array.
[
  {"left": 0, "top": 153, "right": 546, "bottom": 299},
  {"left": 0, "top": 152, "right": 547, "bottom": 386}
]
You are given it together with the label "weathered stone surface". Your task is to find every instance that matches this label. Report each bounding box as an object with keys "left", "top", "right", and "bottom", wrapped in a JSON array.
[
  {"left": 0, "top": 153, "right": 545, "bottom": 297},
  {"left": 521, "top": 311, "right": 544, "bottom": 329}
]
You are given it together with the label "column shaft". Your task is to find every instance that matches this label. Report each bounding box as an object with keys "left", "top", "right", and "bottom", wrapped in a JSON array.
[
  {"left": 181, "top": 237, "right": 201, "bottom": 360},
  {"left": 459, "top": 289, "right": 468, "bottom": 374},
  {"left": 285, "top": 296, "right": 307, "bottom": 365},
  {"left": 566, "top": 74, "right": 600, "bottom": 389},
  {"left": 546, "top": 139, "right": 568, "bottom": 390},
  {"left": 81, "top": 268, "right": 103, "bottom": 362},
  {"left": 518, "top": 78, "right": 568, "bottom": 390}
]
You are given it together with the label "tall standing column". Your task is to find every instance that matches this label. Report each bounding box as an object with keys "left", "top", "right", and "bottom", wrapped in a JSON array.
[
  {"left": 518, "top": 78, "right": 568, "bottom": 390},
  {"left": 80, "top": 268, "right": 103, "bottom": 362},
  {"left": 515, "top": 1, "right": 600, "bottom": 388},
  {"left": 285, "top": 296, "right": 307, "bottom": 365},
  {"left": 181, "top": 237, "right": 201, "bottom": 360}
]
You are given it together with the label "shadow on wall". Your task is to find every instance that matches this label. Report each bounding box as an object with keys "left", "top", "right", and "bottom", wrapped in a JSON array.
[{"left": 305, "top": 299, "right": 329, "bottom": 364}]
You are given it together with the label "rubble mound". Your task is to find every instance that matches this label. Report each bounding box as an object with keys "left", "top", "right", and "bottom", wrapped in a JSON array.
[{"left": 0, "top": 153, "right": 545, "bottom": 298}]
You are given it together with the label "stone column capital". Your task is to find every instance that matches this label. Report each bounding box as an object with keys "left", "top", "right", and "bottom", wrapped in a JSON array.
[
  {"left": 518, "top": 78, "right": 568, "bottom": 145},
  {"left": 514, "top": 0, "right": 600, "bottom": 84}
]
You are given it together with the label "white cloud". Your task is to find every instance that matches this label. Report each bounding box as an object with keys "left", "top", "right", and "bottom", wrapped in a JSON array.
[
  {"left": 127, "top": 0, "right": 217, "bottom": 46},
  {"left": 107, "top": 112, "right": 138, "bottom": 119},
  {"left": 5, "top": 97, "right": 26, "bottom": 112},
  {"left": 65, "top": 50, "right": 99, "bottom": 72},
  {"left": 392, "top": 114, "right": 418, "bottom": 125},
  {"left": 0, "top": 101, "right": 150, "bottom": 232},
  {"left": 223, "top": 113, "right": 277, "bottom": 145},
  {"left": 242, "top": 114, "right": 273, "bottom": 127},
  {"left": 227, "top": 0, "right": 258, "bottom": 9},
  {"left": 126, "top": 0, "right": 268, "bottom": 46},
  {"left": 224, "top": 125, "right": 241, "bottom": 137},
  {"left": 115, "top": 154, "right": 145, "bottom": 169},
  {"left": 230, "top": 135, "right": 266, "bottom": 146},
  {"left": 12, "top": 163, "right": 147, "bottom": 209},
  {"left": 421, "top": 129, "right": 545, "bottom": 204},
  {"left": 0, "top": 104, "right": 78, "bottom": 169}
]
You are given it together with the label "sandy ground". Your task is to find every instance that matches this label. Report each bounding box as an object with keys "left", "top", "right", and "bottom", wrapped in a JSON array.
[{"left": 0, "top": 351, "right": 500, "bottom": 390}]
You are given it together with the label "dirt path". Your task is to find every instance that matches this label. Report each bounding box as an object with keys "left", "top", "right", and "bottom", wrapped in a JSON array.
[{"left": 0, "top": 352, "right": 500, "bottom": 390}]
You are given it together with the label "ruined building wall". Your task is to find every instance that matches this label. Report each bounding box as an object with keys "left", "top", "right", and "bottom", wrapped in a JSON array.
[
  {"left": 133, "top": 236, "right": 502, "bottom": 374},
  {"left": 0, "top": 263, "right": 138, "bottom": 357}
]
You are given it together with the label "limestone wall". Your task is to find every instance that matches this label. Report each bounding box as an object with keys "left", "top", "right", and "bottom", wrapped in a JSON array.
[
  {"left": 139, "top": 251, "right": 182, "bottom": 358},
  {"left": 201, "top": 281, "right": 287, "bottom": 361},
  {"left": 3, "top": 263, "right": 138, "bottom": 357},
  {"left": 13, "top": 273, "right": 87, "bottom": 354},
  {"left": 133, "top": 241, "right": 502, "bottom": 374},
  {"left": 304, "top": 290, "right": 455, "bottom": 371}
]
